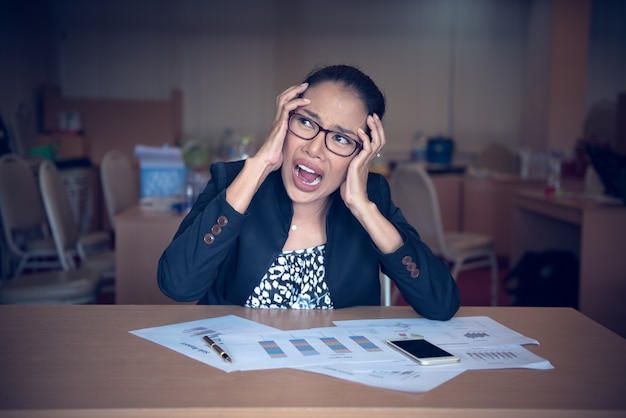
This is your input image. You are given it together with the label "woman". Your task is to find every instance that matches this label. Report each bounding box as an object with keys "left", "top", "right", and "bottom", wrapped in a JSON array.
[{"left": 158, "top": 65, "right": 460, "bottom": 320}]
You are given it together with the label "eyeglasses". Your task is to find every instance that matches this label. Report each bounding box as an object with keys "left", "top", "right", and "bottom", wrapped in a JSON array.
[{"left": 288, "top": 112, "right": 362, "bottom": 157}]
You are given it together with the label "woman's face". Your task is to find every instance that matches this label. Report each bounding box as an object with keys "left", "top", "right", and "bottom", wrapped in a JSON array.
[{"left": 281, "top": 81, "right": 368, "bottom": 205}]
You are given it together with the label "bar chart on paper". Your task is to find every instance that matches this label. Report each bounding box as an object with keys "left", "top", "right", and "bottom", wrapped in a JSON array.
[
  {"left": 259, "top": 340, "right": 288, "bottom": 358},
  {"left": 320, "top": 337, "right": 351, "bottom": 354},
  {"left": 257, "top": 334, "right": 384, "bottom": 359},
  {"left": 218, "top": 328, "right": 404, "bottom": 371},
  {"left": 350, "top": 335, "right": 384, "bottom": 352},
  {"left": 260, "top": 335, "right": 382, "bottom": 358},
  {"left": 290, "top": 339, "right": 320, "bottom": 356}
]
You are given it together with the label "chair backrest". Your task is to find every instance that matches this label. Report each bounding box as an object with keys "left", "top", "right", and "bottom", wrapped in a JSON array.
[
  {"left": 100, "top": 150, "right": 139, "bottom": 228},
  {"left": 389, "top": 163, "right": 448, "bottom": 256},
  {"left": 0, "top": 154, "right": 49, "bottom": 255},
  {"left": 38, "top": 160, "right": 81, "bottom": 270}
]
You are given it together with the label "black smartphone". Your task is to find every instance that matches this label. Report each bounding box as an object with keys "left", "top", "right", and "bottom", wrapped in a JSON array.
[{"left": 386, "top": 338, "right": 460, "bottom": 365}]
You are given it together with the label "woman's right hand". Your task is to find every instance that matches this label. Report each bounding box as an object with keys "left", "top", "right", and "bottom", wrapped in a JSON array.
[
  {"left": 251, "top": 82, "right": 310, "bottom": 173},
  {"left": 226, "top": 83, "right": 309, "bottom": 214}
]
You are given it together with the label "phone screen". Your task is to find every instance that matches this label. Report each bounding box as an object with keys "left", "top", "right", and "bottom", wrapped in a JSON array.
[{"left": 386, "top": 339, "right": 460, "bottom": 365}]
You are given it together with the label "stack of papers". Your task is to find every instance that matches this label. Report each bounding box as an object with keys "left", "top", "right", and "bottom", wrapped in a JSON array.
[{"left": 130, "top": 315, "right": 553, "bottom": 393}]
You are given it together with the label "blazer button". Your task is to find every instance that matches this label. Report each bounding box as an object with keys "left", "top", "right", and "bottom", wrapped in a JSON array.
[
  {"left": 406, "top": 262, "right": 417, "bottom": 272},
  {"left": 203, "top": 233, "right": 215, "bottom": 245},
  {"left": 410, "top": 268, "right": 420, "bottom": 279},
  {"left": 401, "top": 255, "right": 412, "bottom": 266},
  {"left": 217, "top": 215, "right": 228, "bottom": 227},
  {"left": 211, "top": 224, "right": 222, "bottom": 235}
]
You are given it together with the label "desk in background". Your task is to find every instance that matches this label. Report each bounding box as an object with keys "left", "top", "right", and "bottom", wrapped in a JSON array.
[
  {"left": 511, "top": 190, "right": 626, "bottom": 338},
  {"left": 1, "top": 305, "right": 624, "bottom": 417},
  {"left": 114, "top": 205, "right": 187, "bottom": 304},
  {"left": 431, "top": 173, "right": 543, "bottom": 257}
]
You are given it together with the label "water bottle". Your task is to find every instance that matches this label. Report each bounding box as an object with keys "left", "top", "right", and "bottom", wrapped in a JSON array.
[
  {"left": 545, "top": 151, "right": 563, "bottom": 198},
  {"left": 185, "top": 182, "right": 194, "bottom": 212},
  {"left": 218, "top": 128, "right": 235, "bottom": 161},
  {"left": 410, "top": 131, "right": 427, "bottom": 162},
  {"left": 238, "top": 136, "right": 251, "bottom": 159}
]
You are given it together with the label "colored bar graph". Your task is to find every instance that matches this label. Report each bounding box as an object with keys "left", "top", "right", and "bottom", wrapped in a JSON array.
[
  {"left": 290, "top": 339, "right": 319, "bottom": 356},
  {"left": 320, "top": 337, "right": 350, "bottom": 353},
  {"left": 258, "top": 340, "right": 287, "bottom": 358},
  {"left": 350, "top": 335, "right": 382, "bottom": 352}
]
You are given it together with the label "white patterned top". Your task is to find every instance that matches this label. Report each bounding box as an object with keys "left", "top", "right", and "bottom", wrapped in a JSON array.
[{"left": 245, "top": 244, "right": 333, "bottom": 309}]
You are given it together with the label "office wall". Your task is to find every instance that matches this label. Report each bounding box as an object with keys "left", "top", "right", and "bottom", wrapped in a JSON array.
[
  {"left": 49, "top": 0, "right": 529, "bottom": 157},
  {"left": 546, "top": 0, "right": 590, "bottom": 153},
  {"left": 586, "top": 0, "right": 626, "bottom": 111},
  {"left": 1, "top": 0, "right": 624, "bottom": 161},
  {"left": 0, "top": 0, "right": 52, "bottom": 154}
]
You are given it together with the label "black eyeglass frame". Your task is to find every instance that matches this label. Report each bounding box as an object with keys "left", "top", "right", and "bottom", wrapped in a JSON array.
[{"left": 287, "top": 111, "right": 363, "bottom": 157}]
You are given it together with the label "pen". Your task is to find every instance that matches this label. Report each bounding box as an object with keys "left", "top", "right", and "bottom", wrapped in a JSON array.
[{"left": 203, "top": 335, "right": 232, "bottom": 363}]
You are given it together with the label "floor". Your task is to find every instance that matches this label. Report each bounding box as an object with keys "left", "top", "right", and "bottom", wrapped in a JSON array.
[{"left": 456, "top": 261, "right": 511, "bottom": 306}]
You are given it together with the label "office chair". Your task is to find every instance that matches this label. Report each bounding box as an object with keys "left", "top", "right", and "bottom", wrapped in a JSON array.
[
  {"left": 38, "top": 160, "right": 116, "bottom": 286},
  {"left": 390, "top": 163, "right": 498, "bottom": 305},
  {"left": 0, "top": 268, "right": 101, "bottom": 304},
  {"left": 0, "top": 154, "right": 61, "bottom": 277},
  {"left": 57, "top": 164, "right": 112, "bottom": 256},
  {"left": 100, "top": 150, "right": 139, "bottom": 229}
]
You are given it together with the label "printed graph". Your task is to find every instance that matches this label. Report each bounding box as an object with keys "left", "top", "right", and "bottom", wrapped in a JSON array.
[
  {"left": 259, "top": 340, "right": 287, "bottom": 358},
  {"left": 467, "top": 349, "right": 518, "bottom": 361},
  {"left": 258, "top": 335, "right": 385, "bottom": 359},
  {"left": 320, "top": 337, "right": 351, "bottom": 353},
  {"left": 464, "top": 331, "right": 490, "bottom": 339},
  {"left": 290, "top": 339, "right": 320, "bottom": 356},
  {"left": 349, "top": 335, "right": 383, "bottom": 352}
]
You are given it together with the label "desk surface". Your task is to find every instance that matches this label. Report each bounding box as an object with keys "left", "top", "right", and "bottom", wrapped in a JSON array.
[
  {"left": 1, "top": 305, "right": 625, "bottom": 418},
  {"left": 514, "top": 189, "right": 626, "bottom": 219}
]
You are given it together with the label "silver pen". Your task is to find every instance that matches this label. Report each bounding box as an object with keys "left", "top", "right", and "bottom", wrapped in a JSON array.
[{"left": 203, "top": 335, "right": 232, "bottom": 363}]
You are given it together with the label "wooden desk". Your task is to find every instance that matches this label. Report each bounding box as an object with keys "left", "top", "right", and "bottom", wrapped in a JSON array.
[
  {"left": 114, "top": 205, "right": 186, "bottom": 304},
  {"left": 1, "top": 305, "right": 624, "bottom": 417},
  {"left": 511, "top": 190, "right": 626, "bottom": 338},
  {"left": 461, "top": 175, "right": 544, "bottom": 256},
  {"left": 430, "top": 173, "right": 543, "bottom": 257}
]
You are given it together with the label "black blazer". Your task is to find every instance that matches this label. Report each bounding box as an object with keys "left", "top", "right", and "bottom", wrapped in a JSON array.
[{"left": 158, "top": 160, "right": 459, "bottom": 320}]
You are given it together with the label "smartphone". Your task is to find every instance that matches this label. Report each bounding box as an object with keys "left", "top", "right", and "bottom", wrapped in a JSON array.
[{"left": 386, "top": 338, "right": 460, "bottom": 365}]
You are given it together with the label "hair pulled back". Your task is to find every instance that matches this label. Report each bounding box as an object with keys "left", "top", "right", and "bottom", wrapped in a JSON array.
[{"left": 302, "top": 65, "right": 386, "bottom": 120}]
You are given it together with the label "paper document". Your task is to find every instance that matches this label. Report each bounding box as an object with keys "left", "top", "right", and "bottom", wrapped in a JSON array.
[
  {"left": 130, "top": 314, "right": 279, "bottom": 372},
  {"left": 297, "top": 361, "right": 465, "bottom": 393},
  {"left": 129, "top": 315, "right": 553, "bottom": 393},
  {"left": 217, "top": 326, "right": 407, "bottom": 371},
  {"left": 333, "top": 316, "right": 539, "bottom": 347}
]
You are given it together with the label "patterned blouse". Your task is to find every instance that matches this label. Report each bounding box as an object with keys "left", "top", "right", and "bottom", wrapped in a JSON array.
[{"left": 245, "top": 244, "right": 333, "bottom": 309}]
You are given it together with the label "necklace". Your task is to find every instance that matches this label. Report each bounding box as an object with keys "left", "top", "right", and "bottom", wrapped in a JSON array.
[
  {"left": 290, "top": 217, "right": 322, "bottom": 232},
  {"left": 290, "top": 200, "right": 330, "bottom": 233}
]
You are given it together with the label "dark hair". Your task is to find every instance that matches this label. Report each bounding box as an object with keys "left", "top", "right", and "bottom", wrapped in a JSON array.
[{"left": 302, "top": 65, "right": 386, "bottom": 120}]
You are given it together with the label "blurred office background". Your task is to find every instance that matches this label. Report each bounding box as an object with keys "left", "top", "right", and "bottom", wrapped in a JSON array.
[
  {"left": 1, "top": 0, "right": 624, "bottom": 162},
  {"left": 1, "top": 0, "right": 625, "bottom": 316}
]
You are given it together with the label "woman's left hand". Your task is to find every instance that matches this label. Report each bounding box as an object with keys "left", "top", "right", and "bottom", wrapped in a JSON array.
[{"left": 340, "top": 113, "right": 386, "bottom": 211}]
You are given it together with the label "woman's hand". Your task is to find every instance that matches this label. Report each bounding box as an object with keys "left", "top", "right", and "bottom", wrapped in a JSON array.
[
  {"left": 340, "top": 114, "right": 402, "bottom": 254},
  {"left": 251, "top": 83, "right": 310, "bottom": 173},
  {"left": 340, "top": 113, "right": 386, "bottom": 211},
  {"left": 225, "top": 83, "right": 309, "bottom": 214}
]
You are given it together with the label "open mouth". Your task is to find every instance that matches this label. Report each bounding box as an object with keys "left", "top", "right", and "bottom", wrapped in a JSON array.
[{"left": 295, "top": 164, "right": 322, "bottom": 186}]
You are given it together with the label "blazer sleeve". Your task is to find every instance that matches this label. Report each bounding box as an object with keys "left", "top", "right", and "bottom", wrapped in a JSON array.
[
  {"left": 157, "top": 162, "right": 246, "bottom": 302},
  {"left": 369, "top": 174, "right": 460, "bottom": 320}
]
